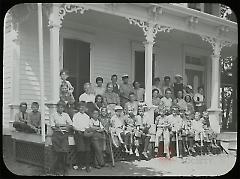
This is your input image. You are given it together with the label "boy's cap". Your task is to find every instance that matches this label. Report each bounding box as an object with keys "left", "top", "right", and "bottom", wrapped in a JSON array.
[
  {"left": 186, "top": 85, "right": 193, "bottom": 90},
  {"left": 122, "top": 74, "right": 129, "bottom": 78},
  {"left": 175, "top": 74, "right": 183, "bottom": 79},
  {"left": 115, "top": 105, "right": 123, "bottom": 110}
]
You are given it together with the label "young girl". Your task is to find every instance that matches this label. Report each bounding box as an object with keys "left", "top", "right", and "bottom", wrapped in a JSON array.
[
  {"left": 193, "top": 86, "right": 206, "bottom": 113},
  {"left": 50, "top": 100, "right": 73, "bottom": 176},
  {"left": 184, "top": 94, "right": 195, "bottom": 115}
]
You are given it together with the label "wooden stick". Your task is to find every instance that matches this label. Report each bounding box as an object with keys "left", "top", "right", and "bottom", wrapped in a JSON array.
[
  {"left": 108, "top": 132, "right": 115, "bottom": 167},
  {"left": 176, "top": 131, "right": 179, "bottom": 157}
]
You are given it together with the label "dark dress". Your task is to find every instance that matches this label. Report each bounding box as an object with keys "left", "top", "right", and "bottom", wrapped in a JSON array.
[{"left": 173, "top": 82, "right": 183, "bottom": 98}]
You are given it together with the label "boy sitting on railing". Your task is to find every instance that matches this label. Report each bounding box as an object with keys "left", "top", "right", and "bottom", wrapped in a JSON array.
[{"left": 13, "top": 102, "right": 38, "bottom": 133}]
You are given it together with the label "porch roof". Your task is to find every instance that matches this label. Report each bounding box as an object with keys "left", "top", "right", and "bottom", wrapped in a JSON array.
[{"left": 70, "top": 3, "right": 237, "bottom": 44}]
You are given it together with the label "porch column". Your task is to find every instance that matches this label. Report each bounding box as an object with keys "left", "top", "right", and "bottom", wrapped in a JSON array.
[
  {"left": 48, "top": 4, "right": 62, "bottom": 104},
  {"left": 201, "top": 36, "right": 232, "bottom": 133},
  {"left": 143, "top": 40, "right": 154, "bottom": 106}
]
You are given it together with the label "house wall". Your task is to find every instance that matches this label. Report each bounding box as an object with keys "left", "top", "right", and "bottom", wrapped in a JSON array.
[{"left": 3, "top": 13, "right": 14, "bottom": 129}]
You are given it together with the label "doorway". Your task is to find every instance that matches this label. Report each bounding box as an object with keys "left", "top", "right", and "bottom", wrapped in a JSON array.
[
  {"left": 134, "top": 51, "right": 155, "bottom": 88},
  {"left": 63, "top": 38, "right": 90, "bottom": 102}
]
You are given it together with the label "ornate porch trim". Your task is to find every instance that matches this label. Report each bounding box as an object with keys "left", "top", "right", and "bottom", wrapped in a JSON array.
[
  {"left": 127, "top": 17, "right": 173, "bottom": 42},
  {"left": 200, "top": 35, "right": 232, "bottom": 56},
  {"left": 59, "top": 3, "right": 89, "bottom": 20}
]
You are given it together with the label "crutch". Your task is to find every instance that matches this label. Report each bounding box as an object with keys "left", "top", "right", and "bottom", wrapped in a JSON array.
[
  {"left": 176, "top": 130, "right": 179, "bottom": 157},
  {"left": 108, "top": 132, "right": 115, "bottom": 167}
]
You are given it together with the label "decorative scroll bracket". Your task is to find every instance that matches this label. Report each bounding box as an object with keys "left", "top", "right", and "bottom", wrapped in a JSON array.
[
  {"left": 200, "top": 35, "right": 232, "bottom": 56},
  {"left": 127, "top": 17, "right": 173, "bottom": 43}
]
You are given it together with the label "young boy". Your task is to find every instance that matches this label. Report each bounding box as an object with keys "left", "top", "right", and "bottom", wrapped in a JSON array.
[
  {"left": 60, "top": 84, "right": 75, "bottom": 118},
  {"left": 191, "top": 112, "right": 204, "bottom": 155},
  {"left": 155, "top": 110, "right": 171, "bottom": 158},
  {"left": 13, "top": 102, "right": 37, "bottom": 133},
  {"left": 124, "top": 92, "right": 139, "bottom": 116},
  {"left": 167, "top": 106, "right": 183, "bottom": 157},
  {"left": 60, "top": 69, "right": 74, "bottom": 97},
  {"left": 50, "top": 100, "right": 73, "bottom": 176},
  {"left": 135, "top": 103, "right": 152, "bottom": 160},
  {"left": 72, "top": 101, "right": 92, "bottom": 172},
  {"left": 90, "top": 108, "right": 107, "bottom": 168},
  {"left": 123, "top": 107, "right": 136, "bottom": 154},
  {"left": 161, "top": 88, "right": 173, "bottom": 115},
  {"left": 110, "top": 106, "right": 125, "bottom": 148},
  {"left": 28, "top": 102, "right": 41, "bottom": 133}
]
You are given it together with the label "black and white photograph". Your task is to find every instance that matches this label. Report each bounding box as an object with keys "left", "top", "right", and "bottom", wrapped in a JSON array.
[{"left": 2, "top": 3, "right": 237, "bottom": 176}]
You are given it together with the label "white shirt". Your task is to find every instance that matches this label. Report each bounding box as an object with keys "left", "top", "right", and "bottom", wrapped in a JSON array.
[
  {"left": 161, "top": 97, "right": 172, "bottom": 110},
  {"left": 79, "top": 93, "right": 95, "bottom": 103},
  {"left": 111, "top": 115, "right": 124, "bottom": 128},
  {"left": 50, "top": 112, "right": 72, "bottom": 127},
  {"left": 72, "top": 112, "right": 91, "bottom": 131}
]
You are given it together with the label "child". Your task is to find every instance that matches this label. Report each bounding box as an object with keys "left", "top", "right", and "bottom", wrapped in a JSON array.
[
  {"left": 124, "top": 92, "right": 139, "bottom": 116},
  {"left": 123, "top": 107, "right": 136, "bottom": 154},
  {"left": 167, "top": 106, "right": 183, "bottom": 157},
  {"left": 160, "top": 88, "right": 173, "bottom": 115},
  {"left": 13, "top": 102, "right": 37, "bottom": 133},
  {"left": 184, "top": 94, "right": 195, "bottom": 115},
  {"left": 50, "top": 100, "right": 73, "bottom": 176},
  {"left": 155, "top": 110, "right": 171, "bottom": 158},
  {"left": 60, "top": 69, "right": 74, "bottom": 97},
  {"left": 191, "top": 112, "right": 204, "bottom": 155},
  {"left": 60, "top": 84, "right": 75, "bottom": 118},
  {"left": 99, "top": 107, "right": 112, "bottom": 160},
  {"left": 94, "top": 94, "right": 104, "bottom": 111},
  {"left": 28, "top": 102, "right": 41, "bottom": 134},
  {"left": 135, "top": 103, "right": 152, "bottom": 160},
  {"left": 110, "top": 106, "right": 125, "bottom": 148},
  {"left": 90, "top": 108, "right": 107, "bottom": 168},
  {"left": 176, "top": 90, "right": 188, "bottom": 111},
  {"left": 72, "top": 101, "right": 92, "bottom": 172},
  {"left": 193, "top": 86, "right": 206, "bottom": 113}
]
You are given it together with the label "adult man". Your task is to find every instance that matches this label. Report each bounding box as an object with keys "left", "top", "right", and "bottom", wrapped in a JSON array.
[
  {"left": 111, "top": 74, "right": 120, "bottom": 95},
  {"left": 119, "top": 74, "right": 134, "bottom": 107}
]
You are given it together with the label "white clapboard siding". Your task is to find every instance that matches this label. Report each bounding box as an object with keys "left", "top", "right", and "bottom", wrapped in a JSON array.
[
  {"left": 3, "top": 13, "right": 14, "bottom": 129},
  {"left": 17, "top": 9, "right": 51, "bottom": 120}
]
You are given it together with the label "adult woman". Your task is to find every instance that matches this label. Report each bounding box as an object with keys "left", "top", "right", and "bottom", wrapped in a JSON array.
[
  {"left": 103, "top": 82, "right": 120, "bottom": 117},
  {"left": 184, "top": 94, "right": 195, "bottom": 115},
  {"left": 50, "top": 100, "right": 73, "bottom": 175},
  {"left": 94, "top": 94, "right": 104, "bottom": 111}
]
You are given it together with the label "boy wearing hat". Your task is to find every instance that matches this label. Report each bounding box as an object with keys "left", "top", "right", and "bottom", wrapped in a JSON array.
[
  {"left": 110, "top": 106, "right": 125, "bottom": 147},
  {"left": 119, "top": 74, "right": 134, "bottom": 107}
]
